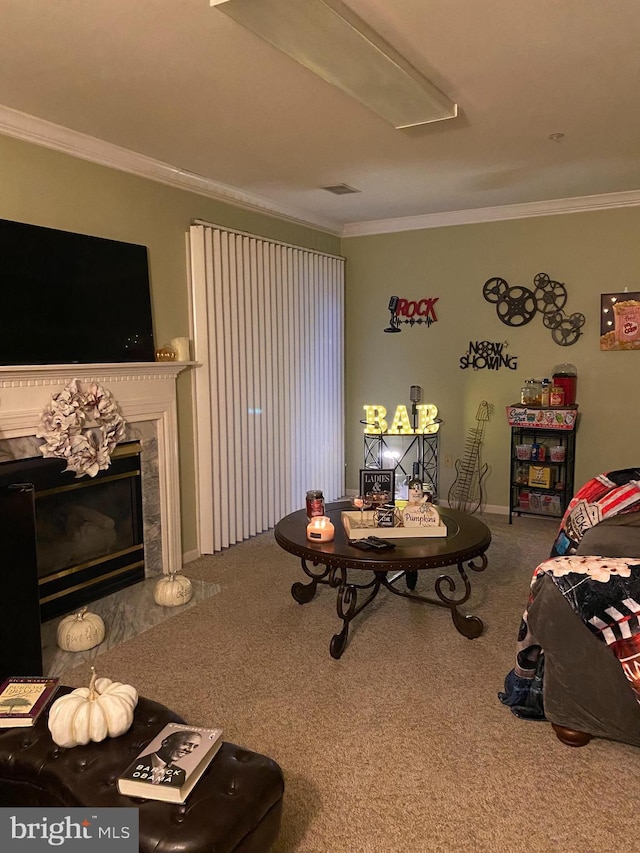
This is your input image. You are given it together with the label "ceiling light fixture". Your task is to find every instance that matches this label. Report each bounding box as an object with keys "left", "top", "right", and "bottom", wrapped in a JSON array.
[{"left": 210, "top": 0, "right": 457, "bottom": 129}]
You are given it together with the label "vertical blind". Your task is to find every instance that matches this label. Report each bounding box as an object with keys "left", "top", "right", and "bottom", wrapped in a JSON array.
[{"left": 189, "top": 224, "right": 345, "bottom": 553}]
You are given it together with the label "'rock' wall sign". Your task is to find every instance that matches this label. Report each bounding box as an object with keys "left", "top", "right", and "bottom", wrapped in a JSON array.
[{"left": 384, "top": 295, "right": 439, "bottom": 333}]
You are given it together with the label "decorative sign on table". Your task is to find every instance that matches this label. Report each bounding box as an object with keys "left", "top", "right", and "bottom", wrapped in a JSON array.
[
  {"left": 359, "top": 468, "right": 395, "bottom": 501},
  {"left": 341, "top": 511, "right": 447, "bottom": 539},
  {"left": 401, "top": 501, "right": 442, "bottom": 528}
]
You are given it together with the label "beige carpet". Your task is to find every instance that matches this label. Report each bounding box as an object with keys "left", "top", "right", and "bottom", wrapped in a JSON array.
[{"left": 62, "top": 514, "right": 640, "bottom": 852}]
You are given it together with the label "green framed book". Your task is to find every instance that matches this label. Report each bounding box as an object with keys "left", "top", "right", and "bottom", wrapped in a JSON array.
[{"left": 0, "top": 676, "right": 59, "bottom": 728}]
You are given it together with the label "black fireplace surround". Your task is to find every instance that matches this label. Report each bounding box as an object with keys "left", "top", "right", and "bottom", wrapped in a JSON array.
[{"left": 0, "top": 441, "right": 144, "bottom": 625}]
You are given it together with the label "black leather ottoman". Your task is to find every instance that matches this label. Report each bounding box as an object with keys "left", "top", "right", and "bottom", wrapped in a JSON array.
[{"left": 0, "top": 690, "right": 284, "bottom": 853}]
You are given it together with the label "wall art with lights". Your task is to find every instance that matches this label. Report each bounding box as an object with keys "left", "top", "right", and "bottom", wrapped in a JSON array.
[
  {"left": 383, "top": 295, "right": 439, "bottom": 333},
  {"left": 459, "top": 340, "right": 518, "bottom": 371},
  {"left": 362, "top": 404, "right": 440, "bottom": 435},
  {"left": 600, "top": 291, "right": 640, "bottom": 351}
]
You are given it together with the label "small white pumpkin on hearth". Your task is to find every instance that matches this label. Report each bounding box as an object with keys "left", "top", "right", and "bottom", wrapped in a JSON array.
[
  {"left": 153, "top": 571, "right": 193, "bottom": 607},
  {"left": 56, "top": 607, "right": 106, "bottom": 652},
  {"left": 48, "top": 666, "right": 138, "bottom": 748}
]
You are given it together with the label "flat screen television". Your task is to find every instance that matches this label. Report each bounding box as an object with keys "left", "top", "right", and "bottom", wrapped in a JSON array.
[{"left": 0, "top": 218, "right": 156, "bottom": 365}]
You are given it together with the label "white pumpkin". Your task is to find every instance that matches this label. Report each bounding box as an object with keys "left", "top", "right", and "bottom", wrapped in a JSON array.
[
  {"left": 48, "top": 667, "right": 138, "bottom": 748},
  {"left": 56, "top": 607, "right": 106, "bottom": 652},
  {"left": 153, "top": 571, "right": 193, "bottom": 607}
]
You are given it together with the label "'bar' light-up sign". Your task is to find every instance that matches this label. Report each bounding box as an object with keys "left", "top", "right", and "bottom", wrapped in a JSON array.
[{"left": 363, "top": 404, "right": 439, "bottom": 435}]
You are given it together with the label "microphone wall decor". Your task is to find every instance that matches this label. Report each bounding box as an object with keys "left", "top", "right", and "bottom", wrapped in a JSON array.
[{"left": 383, "top": 295, "right": 439, "bottom": 333}]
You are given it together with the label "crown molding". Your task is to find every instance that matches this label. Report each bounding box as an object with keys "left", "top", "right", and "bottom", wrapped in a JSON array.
[
  {"left": 0, "top": 104, "right": 342, "bottom": 236},
  {"left": 340, "top": 189, "right": 640, "bottom": 237},
  {"left": 3, "top": 104, "right": 640, "bottom": 241}
]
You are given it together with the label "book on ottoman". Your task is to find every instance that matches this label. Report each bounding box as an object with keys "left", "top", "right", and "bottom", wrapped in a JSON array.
[
  {"left": 0, "top": 676, "right": 59, "bottom": 728},
  {"left": 117, "top": 722, "right": 223, "bottom": 803}
]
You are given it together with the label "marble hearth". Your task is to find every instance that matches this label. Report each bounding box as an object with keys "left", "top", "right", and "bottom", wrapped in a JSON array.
[{"left": 0, "top": 362, "right": 191, "bottom": 580}]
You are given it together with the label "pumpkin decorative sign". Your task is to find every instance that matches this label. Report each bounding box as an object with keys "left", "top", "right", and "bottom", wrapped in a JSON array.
[{"left": 48, "top": 666, "right": 138, "bottom": 748}]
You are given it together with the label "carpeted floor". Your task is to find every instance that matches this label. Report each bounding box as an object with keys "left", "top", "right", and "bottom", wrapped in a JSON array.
[{"left": 61, "top": 513, "right": 640, "bottom": 852}]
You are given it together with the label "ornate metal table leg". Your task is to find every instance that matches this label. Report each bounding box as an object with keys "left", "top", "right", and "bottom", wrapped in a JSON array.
[
  {"left": 450, "top": 605, "right": 484, "bottom": 638},
  {"left": 405, "top": 570, "right": 418, "bottom": 590},
  {"left": 434, "top": 556, "right": 486, "bottom": 638},
  {"left": 329, "top": 569, "right": 381, "bottom": 659},
  {"left": 291, "top": 558, "right": 331, "bottom": 604}
]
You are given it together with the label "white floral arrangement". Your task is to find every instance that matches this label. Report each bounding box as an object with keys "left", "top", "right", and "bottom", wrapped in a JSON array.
[{"left": 36, "top": 379, "right": 127, "bottom": 478}]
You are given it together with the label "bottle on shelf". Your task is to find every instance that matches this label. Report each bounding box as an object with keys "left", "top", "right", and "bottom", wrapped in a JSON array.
[
  {"left": 530, "top": 441, "right": 547, "bottom": 462},
  {"left": 520, "top": 381, "right": 531, "bottom": 404},
  {"left": 550, "top": 384, "right": 565, "bottom": 406},
  {"left": 532, "top": 380, "right": 543, "bottom": 405},
  {"left": 521, "top": 379, "right": 543, "bottom": 405},
  {"left": 540, "top": 378, "right": 551, "bottom": 407}
]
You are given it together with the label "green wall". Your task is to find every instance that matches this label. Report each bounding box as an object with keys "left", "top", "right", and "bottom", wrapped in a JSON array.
[
  {"left": 342, "top": 210, "right": 640, "bottom": 512},
  {"left": 3, "top": 129, "right": 638, "bottom": 544},
  {"left": 0, "top": 134, "right": 340, "bottom": 553}
]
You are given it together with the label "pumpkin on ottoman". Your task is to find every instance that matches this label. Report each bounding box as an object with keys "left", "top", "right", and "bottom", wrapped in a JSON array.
[{"left": 48, "top": 667, "right": 138, "bottom": 748}]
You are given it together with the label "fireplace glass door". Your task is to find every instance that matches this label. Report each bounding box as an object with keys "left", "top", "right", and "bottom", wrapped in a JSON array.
[{"left": 0, "top": 442, "right": 145, "bottom": 620}]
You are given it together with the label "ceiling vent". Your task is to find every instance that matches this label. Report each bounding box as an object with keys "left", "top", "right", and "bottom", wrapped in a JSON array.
[{"left": 321, "top": 183, "right": 361, "bottom": 195}]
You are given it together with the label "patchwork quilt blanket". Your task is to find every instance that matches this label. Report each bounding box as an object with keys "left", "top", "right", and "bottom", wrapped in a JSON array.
[
  {"left": 500, "top": 468, "right": 640, "bottom": 719},
  {"left": 551, "top": 468, "right": 640, "bottom": 556}
]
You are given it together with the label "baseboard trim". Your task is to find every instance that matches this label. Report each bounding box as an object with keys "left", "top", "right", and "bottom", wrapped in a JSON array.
[{"left": 183, "top": 549, "right": 200, "bottom": 564}]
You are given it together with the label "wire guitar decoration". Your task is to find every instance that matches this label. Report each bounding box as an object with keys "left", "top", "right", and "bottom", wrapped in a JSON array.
[{"left": 448, "top": 401, "right": 494, "bottom": 514}]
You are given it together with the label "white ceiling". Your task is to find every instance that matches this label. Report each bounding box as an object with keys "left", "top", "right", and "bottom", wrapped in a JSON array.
[{"left": 1, "top": 0, "right": 639, "bottom": 235}]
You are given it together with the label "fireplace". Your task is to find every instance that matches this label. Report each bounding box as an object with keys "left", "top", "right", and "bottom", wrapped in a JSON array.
[
  {"left": 0, "top": 362, "right": 191, "bottom": 678},
  {"left": 0, "top": 442, "right": 145, "bottom": 620}
]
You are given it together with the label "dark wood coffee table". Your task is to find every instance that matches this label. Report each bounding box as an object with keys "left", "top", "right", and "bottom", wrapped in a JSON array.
[{"left": 274, "top": 501, "right": 491, "bottom": 658}]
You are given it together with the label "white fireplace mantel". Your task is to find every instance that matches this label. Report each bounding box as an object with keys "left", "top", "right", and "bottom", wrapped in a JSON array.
[{"left": 0, "top": 362, "right": 192, "bottom": 574}]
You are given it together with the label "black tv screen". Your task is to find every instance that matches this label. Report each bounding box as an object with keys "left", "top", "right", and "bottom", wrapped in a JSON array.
[{"left": 0, "top": 218, "right": 156, "bottom": 365}]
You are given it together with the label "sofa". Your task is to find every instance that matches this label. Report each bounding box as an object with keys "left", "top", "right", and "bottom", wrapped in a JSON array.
[
  {"left": 0, "top": 688, "right": 285, "bottom": 852},
  {"left": 501, "top": 469, "right": 640, "bottom": 747}
]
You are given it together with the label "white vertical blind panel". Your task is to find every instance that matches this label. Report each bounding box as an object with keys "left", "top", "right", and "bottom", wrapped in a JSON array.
[
  {"left": 190, "top": 224, "right": 345, "bottom": 552},
  {"left": 218, "top": 232, "right": 233, "bottom": 548},
  {"left": 188, "top": 227, "right": 214, "bottom": 555},
  {"left": 247, "top": 238, "right": 259, "bottom": 537}
]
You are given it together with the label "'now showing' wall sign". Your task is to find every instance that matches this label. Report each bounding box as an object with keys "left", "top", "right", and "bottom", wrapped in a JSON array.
[{"left": 459, "top": 340, "right": 518, "bottom": 370}]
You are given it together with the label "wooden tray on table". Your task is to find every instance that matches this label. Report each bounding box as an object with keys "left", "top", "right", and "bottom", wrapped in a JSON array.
[{"left": 341, "top": 510, "right": 448, "bottom": 539}]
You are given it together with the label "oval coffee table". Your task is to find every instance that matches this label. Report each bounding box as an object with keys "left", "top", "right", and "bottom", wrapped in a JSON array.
[{"left": 274, "top": 501, "right": 491, "bottom": 658}]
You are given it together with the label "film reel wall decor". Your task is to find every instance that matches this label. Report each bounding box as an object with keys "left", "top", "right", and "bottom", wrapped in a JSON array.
[{"left": 482, "top": 272, "right": 585, "bottom": 345}]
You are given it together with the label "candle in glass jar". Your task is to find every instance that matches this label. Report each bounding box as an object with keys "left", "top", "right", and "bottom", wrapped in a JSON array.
[{"left": 306, "top": 516, "right": 335, "bottom": 542}]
